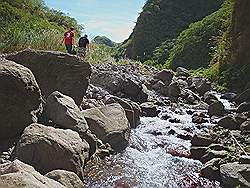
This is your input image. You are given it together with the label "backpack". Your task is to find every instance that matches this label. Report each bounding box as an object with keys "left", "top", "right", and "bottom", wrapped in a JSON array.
[{"left": 79, "top": 37, "right": 88, "bottom": 48}]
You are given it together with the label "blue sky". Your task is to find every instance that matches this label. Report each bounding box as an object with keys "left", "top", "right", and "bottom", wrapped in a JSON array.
[{"left": 44, "top": 0, "right": 146, "bottom": 42}]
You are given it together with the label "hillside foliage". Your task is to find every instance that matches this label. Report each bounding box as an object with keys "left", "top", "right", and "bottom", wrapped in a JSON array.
[{"left": 0, "top": 0, "right": 80, "bottom": 53}]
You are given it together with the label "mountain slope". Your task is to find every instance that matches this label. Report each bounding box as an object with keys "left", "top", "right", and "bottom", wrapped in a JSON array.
[{"left": 123, "top": 0, "right": 223, "bottom": 62}]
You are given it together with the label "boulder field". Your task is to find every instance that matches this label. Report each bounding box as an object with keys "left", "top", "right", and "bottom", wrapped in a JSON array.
[{"left": 0, "top": 49, "right": 249, "bottom": 187}]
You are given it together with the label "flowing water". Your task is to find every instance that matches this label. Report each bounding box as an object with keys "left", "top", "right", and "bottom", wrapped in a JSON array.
[{"left": 83, "top": 104, "right": 223, "bottom": 187}]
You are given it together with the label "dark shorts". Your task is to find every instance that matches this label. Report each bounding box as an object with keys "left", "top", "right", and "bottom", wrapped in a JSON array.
[{"left": 65, "top": 44, "right": 72, "bottom": 54}]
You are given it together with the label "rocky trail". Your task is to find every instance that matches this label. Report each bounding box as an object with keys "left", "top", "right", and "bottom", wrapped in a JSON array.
[{"left": 0, "top": 49, "right": 249, "bottom": 187}]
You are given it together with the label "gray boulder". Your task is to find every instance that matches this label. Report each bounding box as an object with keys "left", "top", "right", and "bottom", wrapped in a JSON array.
[
  {"left": 140, "top": 102, "right": 159, "bottom": 117},
  {"left": 235, "top": 89, "right": 250, "bottom": 104},
  {"left": 201, "top": 158, "right": 222, "bottom": 181},
  {"left": 45, "top": 170, "right": 84, "bottom": 188},
  {"left": 241, "top": 120, "right": 250, "bottom": 131},
  {"left": 191, "top": 133, "right": 214, "bottom": 147},
  {"left": 190, "top": 146, "right": 207, "bottom": 160},
  {"left": 176, "top": 67, "right": 190, "bottom": 77},
  {"left": 82, "top": 103, "right": 130, "bottom": 152},
  {"left": 0, "top": 160, "right": 66, "bottom": 188},
  {"left": 218, "top": 116, "right": 241, "bottom": 130},
  {"left": 0, "top": 58, "right": 42, "bottom": 139},
  {"left": 6, "top": 49, "right": 91, "bottom": 105},
  {"left": 208, "top": 101, "right": 225, "bottom": 117},
  {"left": 104, "top": 95, "right": 141, "bottom": 128},
  {"left": 154, "top": 69, "right": 174, "bottom": 84},
  {"left": 220, "top": 162, "right": 250, "bottom": 188},
  {"left": 16, "top": 123, "right": 89, "bottom": 178},
  {"left": 168, "top": 82, "right": 181, "bottom": 97},
  {"left": 237, "top": 102, "right": 250, "bottom": 113},
  {"left": 201, "top": 149, "right": 228, "bottom": 163}
]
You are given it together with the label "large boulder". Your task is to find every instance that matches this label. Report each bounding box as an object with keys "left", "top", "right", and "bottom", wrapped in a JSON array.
[
  {"left": 0, "top": 160, "right": 66, "bottom": 188},
  {"left": 104, "top": 95, "right": 141, "bottom": 128},
  {"left": 153, "top": 69, "right": 174, "bottom": 84},
  {"left": 235, "top": 89, "right": 250, "bottom": 104},
  {"left": 220, "top": 162, "right": 250, "bottom": 188},
  {"left": 237, "top": 102, "right": 250, "bottom": 113},
  {"left": 241, "top": 120, "right": 250, "bottom": 131},
  {"left": 140, "top": 102, "right": 159, "bottom": 117},
  {"left": 82, "top": 103, "right": 130, "bottom": 151},
  {"left": 6, "top": 49, "right": 91, "bottom": 105},
  {"left": 218, "top": 116, "right": 241, "bottom": 130},
  {"left": 16, "top": 123, "right": 89, "bottom": 178},
  {"left": 208, "top": 101, "right": 225, "bottom": 117},
  {"left": 0, "top": 58, "right": 42, "bottom": 139},
  {"left": 191, "top": 133, "right": 214, "bottom": 147},
  {"left": 45, "top": 91, "right": 96, "bottom": 156},
  {"left": 168, "top": 81, "right": 181, "bottom": 97},
  {"left": 45, "top": 170, "right": 84, "bottom": 188}
]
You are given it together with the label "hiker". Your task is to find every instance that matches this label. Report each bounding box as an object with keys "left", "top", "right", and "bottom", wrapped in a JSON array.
[
  {"left": 78, "top": 34, "right": 90, "bottom": 58},
  {"left": 63, "top": 27, "right": 75, "bottom": 54}
]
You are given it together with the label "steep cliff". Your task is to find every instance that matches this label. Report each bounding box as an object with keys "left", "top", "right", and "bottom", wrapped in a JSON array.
[{"left": 123, "top": 0, "right": 223, "bottom": 62}]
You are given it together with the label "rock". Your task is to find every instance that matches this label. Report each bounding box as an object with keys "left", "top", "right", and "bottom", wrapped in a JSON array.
[
  {"left": 221, "top": 92, "right": 237, "bottom": 101},
  {"left": 45, "top": 170, "right": 84, "bottom": 188},
  {"left": 192, "top": 112, "right": 208, "bottom": 124},
  {"left": 177, "top": 133, "right": 192, "bottom": 140},
  {"left": 168, "top": 129, "right": 176, "bottom": 135},
  {"left": 85, "top": 84, "right": 110, "bottom": 100},
  {"left": 0, "top": 160, "right": 66, "bottom": 188},
  {"left": 45, "top": 91, "right": 88, "bottom": 135},
  {"left": 140, "top": 102, "right": 159, "bottom": 117},
  {"left": 104, "top": 95, "right": 141, "bottom": 129},
  {"left": 189, "top": 77, "right": 211, "bottom": 95},
  {"left": 0, "top": 58, "right": 43, "bottom": 139},
  {"left": 237, "top": 102, "right": 250, "bottom": 113},
  {"left": 16, "top": 123, "right": 89, "bottom": 178},
  {"left": 201, "top": 158, "right": 222, "bottom": 181},
  {"left": 154, "top": 69, "right": 174, "bottom": 84},
  {"left": 241, "top": 120, "right": 250, "bottom": 131},
  {"left": 203, "top": 91, "right": 218, "bottom": 105},
  {"left": 181, "top": 89, "right": 200, "bottom": 104},
  {"left": 208, "top": 101, "right": 225, "bottom": 117},
  {"left": 208, "top": 144, "right": 227, "bottom": 151},
  {"left": 176, "top": 67, "right": 190, "bottom": 77},
  {"left": 220, "top": 162, "right": 250, "bottom": 188},
  {"left": 191, "top": 134, "right": 214, "bottom": 147},
  {"left": 201, "top": 149, "right": 228, "bottom": 163},
  {"left": 81, "top": 98, "right": 104, "bottom": 110},
  {"left": 82, "top": 103, "right": 130, "bottom": 152},
  {"left": 197, "top": 81, "right": 211, "bottom": 96},
  {"left": 240, "top": 155, "right": 250, "bottom": 164},
  {"left": 190, "top": 146, "right": 207, "bottom": 160},
  {"left": 218, "top": 116, "right": 241, "bottom": 130},
  {"left": 168, "top": 82, "right": 181, "bottom": 97},
  {"left": 235, "top": 89, "right": 250, "bottom": 104},
  {"left": 6, "top": 49, "right": 91, "bottom": 105},
  {"left": 169, "top": 118, "right": 181, "bottom": 123},
  {"left": 122, "top": 78, "right": 141, "bottom": 97},
  {"left": 152, "top": 80, "right": 165, "bottom": 92}
]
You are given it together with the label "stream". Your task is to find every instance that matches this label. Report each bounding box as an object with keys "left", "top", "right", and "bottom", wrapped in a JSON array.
[{"left": 83, "top": 96, "right": 234, "bottom": 187}]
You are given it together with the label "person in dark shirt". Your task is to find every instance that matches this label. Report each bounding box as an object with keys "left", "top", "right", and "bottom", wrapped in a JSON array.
[
  {"left": 63, "top": 27, "right": 75, "bottom": 54},
  {"left": 78, "top": 34, "right": 90, "bottom": 58}
]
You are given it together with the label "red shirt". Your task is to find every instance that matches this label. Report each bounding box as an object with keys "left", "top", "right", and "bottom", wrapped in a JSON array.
[{"left": 64, "top": 31, "right": 74, "bottom": 45}]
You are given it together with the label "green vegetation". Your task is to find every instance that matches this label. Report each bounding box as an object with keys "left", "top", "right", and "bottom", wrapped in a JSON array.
[
  {"left": 93, "top": 36, "right": 116, "bottom": 47},
  {"left": 167, "top": 0, "right": 234, "bottom": 70},
  {"left": 0, "top": 0, "right": 80, "bottom": 53},
  {"left": 119, "top": 0, "right": 223, "bottom": 62}
]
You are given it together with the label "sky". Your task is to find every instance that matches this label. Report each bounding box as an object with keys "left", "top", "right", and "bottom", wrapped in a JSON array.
[{"left": 44, "top": 0, "right": 146, "bottom": 42}]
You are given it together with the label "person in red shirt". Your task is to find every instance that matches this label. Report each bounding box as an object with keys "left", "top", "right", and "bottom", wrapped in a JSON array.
[{"left": 63, "top": 27, "right": 75, "bottom": 54}]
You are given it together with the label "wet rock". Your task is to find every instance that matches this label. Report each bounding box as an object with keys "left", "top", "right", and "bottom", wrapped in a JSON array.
[
  {"left": 81, "top": 98, "right": 104, "bottom": 110},
  {"left": 240, "top": 155, "right": 250, "bottom": 164},
  {"left": 154, "top": 69, "right": 174, "bottom": 84},
  {"left": 168, "top": 129, "right": 176, "bottom": 135},
  {"left": 192, "top": 112, "right": 208, "bottom": 124},
  {"left": 190, "top": 146, "right": 207, "bottom": 160},
  {"left": 168, "top": 82, "right": 181, "bottom": 97},
  {"left": 104, "top": 95, "right": 141, "bottom": 129},
  {"left": 181, "top": 89, "right": 200, "bottom": 104},
  {"left": 82, "top": 103, "right": 130, "bottom": 152},
  {"left": 169, "top": 118, "right": 181, "bottom": 123},
  {"left": 201, "top": 158, "right": 222, "bottom": 181},
  {"left": 201, "top": 149, "right": 228, "bottom": 163},
  {"left": 208, "top": 144, "right": 227, "bottom": 151},
  {"left": 176, "top": 67, "right": 190, "bottom": 77},
  {"left": 235, "top": 88, "right": 250, "bottom": 104},
  {"left": 85, "top": 84, "right": 110, "bottom": 100},
  {"left": 189, "top": 77, "right": 211, "bottom": 95},
  {"left": 220, "top": 162, "right": 250, "bottom": 188},
  {"left": 240, "top": 120, "right": 250, "bottom": 131},
  {"left": 177, "top": 133, "right": 192, "bottom": 140},
  {"left": 221, "top": 92, "right": 237, "bottom": 101},
  {"left": 237, "top": 102, "right": 250, "bottom": 113},
  {"left": 0, "top": 58, "right": 43, "bottom": 139},
  {"left": 218, "top": 115, "right": 241, "bottom": 130},
  {"left": 177, "top": 79, "right": 188, "bottom": 89},
  {"left": 16, "top": 123, "right": 89, "bottom": 178},
  {"left": 152, "top": 80, "right": 165, "bottom": 92},
  {"left": 191, "top": 134, "right": 214, "bottom": 147},
  {"left": 140, "top": 102, "right": 159, "bottom": 117},
  {"left": 208, "top": 101, "right": 225, "bottom": 117},
  {"left": 203, "top": 91, "right": 218, "bottom": 105},
  {"left": 45, "top": 170, "right": 84, "bottom": 188},
  {"left": 0, "top": 160, "right": 66, "bottom": 188},
  {"left": 6, "top": 49, "right": 91, "bottom": 105},
  {"left": 161, "top": 113, "right": 171, "bottom": 120}
]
